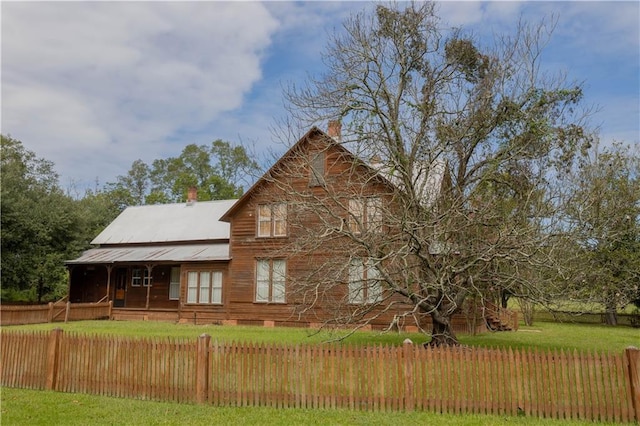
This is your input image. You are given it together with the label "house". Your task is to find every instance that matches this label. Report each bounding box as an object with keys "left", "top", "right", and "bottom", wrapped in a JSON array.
[{"left": 67, "top": 124, "right": 496, "bottom": 331}]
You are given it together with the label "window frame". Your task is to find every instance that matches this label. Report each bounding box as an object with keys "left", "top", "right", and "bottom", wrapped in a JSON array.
[
  {"left": 169, "top": 267, "right": 181, "bottom": 300},
  {"left": 348, "top": 258, "right": 382, "bottom": 305},
  {"left": 257, "top": 203, "right": 287, "bottom": 238},
  {"left": 309, "top": 151, "right": 326, "bottom": 187},
  {"left": 186, "top": 270, "right": 223, "bottom": 305},
  {"left": 131, "top": 268, "right": 152, "bottom": 287},
  {"left": 255, "top": 259, "right": 287, "bottom": 303},
  {"left": 348, "top": 196, "right": 383, "bottom": 234}
]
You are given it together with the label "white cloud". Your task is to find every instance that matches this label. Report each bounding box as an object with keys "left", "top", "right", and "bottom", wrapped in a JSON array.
[
  {"left": 1, "top": 2, "right": 279, "bottom": 186},
  {"left": 1, "top": 1, "right": 637, "bottom": 190}
]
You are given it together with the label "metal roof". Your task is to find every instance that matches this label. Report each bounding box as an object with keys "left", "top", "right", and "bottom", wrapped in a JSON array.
[
  {"left": 66, "top": 244, "right": 230, "bottom": 265},
  {"left": 91, "top": 199, "right": 237, "bottom": 245}
]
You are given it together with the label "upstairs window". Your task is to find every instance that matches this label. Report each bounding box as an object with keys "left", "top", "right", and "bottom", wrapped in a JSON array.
[
  {"left": 309, "top": 151, "right": 325, "bottom": 187},
  {"left": 256, "top": 259, "right": 286, "bottom": 303},
  {"left": 348, "top": 258, "right": 382, "bottom": 304},
  {"left": 348, "top": 197, "right": 383, "bottom": 234},
  {"left": 258, "top": 203, "right": 287, "bottom": 237}
]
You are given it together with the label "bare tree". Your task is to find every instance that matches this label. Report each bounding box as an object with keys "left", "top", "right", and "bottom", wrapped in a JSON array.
[{"left": 276, "top": 2, "right": 593, "bottom": 345}]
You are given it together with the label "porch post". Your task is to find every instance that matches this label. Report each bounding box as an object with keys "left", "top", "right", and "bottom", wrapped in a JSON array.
[
  {"left": 145, "top": 264, "right": 154, "bottom": 309},
  {"left": 105, "top": 265, "right": 113, "bottom": 301},
  {"left": 66, "top": 265, "right": 75, "bottom": 302}
]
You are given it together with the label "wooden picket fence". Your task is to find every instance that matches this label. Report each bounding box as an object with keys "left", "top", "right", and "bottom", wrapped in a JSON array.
[
  {"left": 1, "top": 330, "right": 638, "bottom": 422},
  {"left": 0, "top": 301, "right": 112, "bottom": 325}
]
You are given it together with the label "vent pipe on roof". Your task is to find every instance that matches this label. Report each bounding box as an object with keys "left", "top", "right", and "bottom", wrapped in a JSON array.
[
  {"left": 328, "top": 120, "right": 341, "bottom": 143},
  {"left": 187, "top": 186, "right": 198, "bottom": 205}
]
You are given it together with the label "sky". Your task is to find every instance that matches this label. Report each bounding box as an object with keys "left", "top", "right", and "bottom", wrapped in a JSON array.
[{"left": 2, "top": 1, "right": 639, "bottom": 193}]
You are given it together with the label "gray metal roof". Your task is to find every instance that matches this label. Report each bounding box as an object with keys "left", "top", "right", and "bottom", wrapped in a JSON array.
[
  {"left": 91, "top": 199, "right": 238, "bottom": 245},
  {"left": 66, "top": 244, "right": 230, "bottom": 264}
]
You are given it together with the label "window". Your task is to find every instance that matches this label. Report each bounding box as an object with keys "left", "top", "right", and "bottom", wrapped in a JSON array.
[
  {"left": 186, "top": 271, "right": 222, "bottom": 304},
  {"left": 348, "top": 197, "right": 383, "bottom": 234},
  {"left": 348, "top": 258, "right": 382, "bottom": 304},
  {"left": 257, "top": 203, "right": 287, "bottom": 237},
  {"left": 256, "top": 259, "right": 286, "bottom": 303},
  {"left": 309, "top": 151, "right": 325, "bottom": 186},
  {"left": 169, "top": 267, "right": 180, "bottom": 300},
  {"left": 131, "top": 268, "right": 152, "bottom": 287}
]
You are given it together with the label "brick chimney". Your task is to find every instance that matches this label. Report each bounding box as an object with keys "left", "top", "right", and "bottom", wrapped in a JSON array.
[
  {"left": 328, "top": 120, "right": 341, "bottom": 142},
  {"left": 187, "top": 186, "right": 198, "bottom": 204}
]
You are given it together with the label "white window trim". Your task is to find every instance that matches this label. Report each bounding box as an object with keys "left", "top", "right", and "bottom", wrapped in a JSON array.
[
  {"left": 131, "top": 268, "right": 152, "bottom": 287},
  {"left": 257, "top": 203, "right": 287, "bottom": 238},
  {"left": 186, "top": 270, "right": 223, "bottom": 305},
  {"left": 169, "top": 267, "right": 180, "bottom": 300},
  {"left": 255, "top": 259, "right": 287, "bottom": 303},
  {"left": 348, "top": 197, "right": 382, "bottom": 234},
  {"left": 348, "top": 258, "right": 382, "bottom": 305}
]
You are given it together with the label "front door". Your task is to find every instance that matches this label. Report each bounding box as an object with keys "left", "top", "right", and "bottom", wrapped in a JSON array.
[{"left": 114, "top": 268, "right": 127, "bottom": 307}]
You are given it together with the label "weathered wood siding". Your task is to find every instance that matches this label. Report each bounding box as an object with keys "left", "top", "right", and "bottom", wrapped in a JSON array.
[
  {"left": 178, "top": 261, "right": 230, "bottom": 323},
  {"left": 226, "top": 133, "right": 413, "bottom": 327}
]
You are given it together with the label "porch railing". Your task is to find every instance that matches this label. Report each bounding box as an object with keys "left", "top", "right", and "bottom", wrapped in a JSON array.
[{"left": 0, "top": 300, "right": 112, "bottom": 326}]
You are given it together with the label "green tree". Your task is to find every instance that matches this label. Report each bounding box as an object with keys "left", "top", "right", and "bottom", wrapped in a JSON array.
[
  {"left": 108, "top": 140, "right": 259, "bottom": 205},
  {"left": 281, "top": 2, "right": 593, "bottom": 345},
  {"left": 563, "top": 143, "right": 640, "bottom": 325},
  {"left": 1, "top": 135, "right": 83, "bottom": 302}
]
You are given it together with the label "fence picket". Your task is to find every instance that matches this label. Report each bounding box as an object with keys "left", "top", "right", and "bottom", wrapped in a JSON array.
[{"left": 0, "top": 329, "right": 637, "bottom": 422}]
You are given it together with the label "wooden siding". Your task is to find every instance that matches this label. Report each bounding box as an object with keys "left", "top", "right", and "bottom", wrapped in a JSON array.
[
  {"left": 225, "top": 133, "right": 414, "bottom": 328},
  {"left": 178, "top": 261, "right": 230, "bottom": 322}
]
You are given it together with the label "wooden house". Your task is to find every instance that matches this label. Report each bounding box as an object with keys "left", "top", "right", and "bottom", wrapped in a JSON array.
[{"left": 67, "top": 124, "right": 505, "bottom": 331}]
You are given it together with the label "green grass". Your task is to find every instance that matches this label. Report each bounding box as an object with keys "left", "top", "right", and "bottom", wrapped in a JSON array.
[
  {"left": 2, "top": 320, "right": 429, "bottom": 346},
  {"left": 0, "top": 387, "right": 623, "bottom": 426},
  {"left": 3, "top": 319, "right": 638, "bottom": 352},
  {"left": 460, "top": 322, "right": 640, "bottom": 353}
]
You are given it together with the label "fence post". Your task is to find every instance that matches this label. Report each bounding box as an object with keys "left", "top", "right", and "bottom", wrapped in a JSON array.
[
  {"left": 196, "top": 333, "right": 211, "bottom": 403},
  {"left": 625, "top": 347, "right": 640, "bottom": 422},
  {"left": 65, "top": 301, "right": 71, "bottom": 323},
  {"left": 47, "top": 302, "right": 54, "bottom": 323},
  {"left": 403, "top": 339, "right": 414, "bottom": 411},
  {"left": 108, "top": 300, "right": 113, "bottom": 320},
  {"left": 45, "top": 328, "right": 63, "bottom": 390}
]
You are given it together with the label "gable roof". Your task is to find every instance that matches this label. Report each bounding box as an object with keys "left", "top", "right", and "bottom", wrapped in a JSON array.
[
  {"left": 220, "top": 125, "right": 448, "bottom": 222},
  {"left": 220, "top": 126, "right": 329, "bottom": 222},
  {"left": 92, "top": 199, "right": 238, "bottom": 245}
]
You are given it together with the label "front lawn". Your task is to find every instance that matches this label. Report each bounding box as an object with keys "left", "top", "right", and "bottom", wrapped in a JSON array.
[
  {"left": 0, "top": 388, "right": 621, "bottom": 426},
  {"left": 4, "top": 319, "right": 638, "bottom": 352}
]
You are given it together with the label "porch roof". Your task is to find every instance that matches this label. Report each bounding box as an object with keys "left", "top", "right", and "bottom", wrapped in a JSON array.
[{"left": 66, "top": 244, "right": 230, "bottom": 265}]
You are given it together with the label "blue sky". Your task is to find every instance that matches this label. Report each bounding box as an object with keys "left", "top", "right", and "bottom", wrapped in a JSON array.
[{"left": 2, "top": 1, "right": 638, "bottom": 192}]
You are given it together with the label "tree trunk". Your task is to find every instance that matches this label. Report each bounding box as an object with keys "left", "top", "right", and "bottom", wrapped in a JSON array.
[
  {"left": 37, "top": 276, "right": 44, "bottom": 303},
  {"left": 426, "top": 313, "right": 459, "bottom": 347},
  {"left": 604, "top": 304, "right": 618, "bottom": 326},
  {"left": 517, "top": 298, "right": 535, "bottom": 326}
]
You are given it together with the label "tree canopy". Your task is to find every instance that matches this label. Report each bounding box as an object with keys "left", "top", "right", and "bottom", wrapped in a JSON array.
[
  {"left": 107, "top": 140, "right": 259, "bottom": 206},
  {"left": 282, "top": 2, "right": 596, "bottom": 345},
  {"left": 561, "top": 143, "right": 640, "bottom": 324},
  {"left": 0, "top": 136, "right": 258, "bottom": 302},
  {"left": 1, "top": 136, "right": 83, "bottom": 301}
]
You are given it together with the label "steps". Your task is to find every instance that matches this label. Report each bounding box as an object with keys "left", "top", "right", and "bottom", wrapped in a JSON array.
[{"left": 484, "top": 301, "right": 518, "bottom": 331}]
